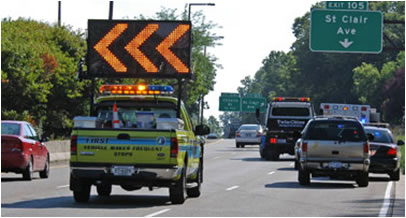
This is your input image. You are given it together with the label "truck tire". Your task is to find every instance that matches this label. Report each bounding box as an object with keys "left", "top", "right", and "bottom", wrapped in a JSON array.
[
  {"left": 298, "top": 167, "right": 310, "bottom": 185},
  {"left": 294, "top": 159, "right": 299, "bottom": 170},
  {"left": 22, "top": 157, "right": 33, "bottom": 181},
  {"left": 356, "top": 172, "right": 369, "bottom": 187},
  {"left": 389, "top": 169, "right": 400, "bottom": 181},
  {"left": 187, "top": 163, "right": 202, "bottom": 198},
  {"left": 259, "top": 148, "right": 265, "bottom": 159},
  {"left": 73, "top": 184, "right": 91, "bottom": 202},
  {"left": 170, "top": 166, "right": 186, "bottom": 204},
  {"left": 97, "top": 184, "right": 112, "bottom": 197},
  {"left": 39, "top": 155, "right": 50, "bottom": 179}
]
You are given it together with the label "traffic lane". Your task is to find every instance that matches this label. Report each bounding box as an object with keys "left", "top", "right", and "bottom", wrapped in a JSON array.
[
  {"left": 161, "top": 139, "right": 393, "bottom": 216},
  {"left": 1, "top": 139, "right": 396, "bottom": 217}
]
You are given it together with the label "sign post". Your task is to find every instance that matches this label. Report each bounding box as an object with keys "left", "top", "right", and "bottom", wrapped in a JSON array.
[{"left": 310, "top": 9, "right": 383, "bottom": 53}]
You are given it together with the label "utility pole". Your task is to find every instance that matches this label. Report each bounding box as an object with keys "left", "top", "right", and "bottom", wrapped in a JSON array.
[{"left": 58, "top": 1, "right": 61, "bottom": 27}]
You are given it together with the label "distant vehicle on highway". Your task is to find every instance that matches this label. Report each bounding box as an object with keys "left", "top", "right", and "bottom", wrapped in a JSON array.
[
  {"left": 207, "top": 133, "right": 218, "bottom": 139},
  {"left": 364, "top": 125, "right": 404, "bottom": 181},
  {"left": 1, "top": 120, "right": 50, "bottom": 180},
  {"left": 296, "top": 116, "right": 372, "bottom": 187},
  {"left": 235, "top": 124, "right": 263, "bottom": 148}
]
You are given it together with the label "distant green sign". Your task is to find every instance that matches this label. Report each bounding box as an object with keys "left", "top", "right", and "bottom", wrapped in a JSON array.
[
  {"left": 241, "top": 97, "right": 266, "bottom": 113},
  {"left": 326, "top": 1, "right": 368, "bottom": 10},
  {"left": 219, "top": 96, "right": 240, "bottom": 111},
  {"left": 221, "top": 92, "right": 239, "bottom": 97},
  {"left": 310, "top": 9, "right": 383, "bottom": 53}
]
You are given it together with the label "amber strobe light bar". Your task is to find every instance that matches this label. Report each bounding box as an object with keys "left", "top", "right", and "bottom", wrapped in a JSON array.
[{"left": 100, "top": 84, "right": 174, "bottom": 95}]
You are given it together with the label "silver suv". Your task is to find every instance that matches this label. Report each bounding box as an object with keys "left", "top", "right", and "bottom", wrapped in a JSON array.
[{"left": 296, "top": 116, "right": 372, "bottom": 187}]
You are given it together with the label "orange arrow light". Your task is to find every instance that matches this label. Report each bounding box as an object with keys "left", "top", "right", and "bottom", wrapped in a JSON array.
[
  {"left": 94, "top": 23, "right": 128, "bottom": 72},
  {"left": 156, "top": 24, "right": 190, "bottom": 73},
  {"left": 125, "top": 24, "right": 159, "bottom": 73}
]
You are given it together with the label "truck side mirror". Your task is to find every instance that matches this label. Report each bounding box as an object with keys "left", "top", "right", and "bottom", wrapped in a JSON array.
[
  {"left": 397, "top": 140, "right": 404, "bottom": 146},
  {"left": 367, "top": 133, "right": 375, "bottom": 141},
  {"left": 195, "top": 124, "right": 210, "bottom": 136}
]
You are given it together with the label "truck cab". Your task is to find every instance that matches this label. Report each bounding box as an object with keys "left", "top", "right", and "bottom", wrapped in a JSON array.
[{"left": 260, "top": 97, "right": 314, "bottom": 161}]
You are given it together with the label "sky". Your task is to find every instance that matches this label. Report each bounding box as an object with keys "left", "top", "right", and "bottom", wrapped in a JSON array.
[{"left": 1, "top": 0, "right": 319, "bottom": 120}]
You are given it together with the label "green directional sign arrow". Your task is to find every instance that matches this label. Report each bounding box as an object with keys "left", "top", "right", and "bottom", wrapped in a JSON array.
[{"left": 310, "top": 9, "right": 383, "bottom": 54}]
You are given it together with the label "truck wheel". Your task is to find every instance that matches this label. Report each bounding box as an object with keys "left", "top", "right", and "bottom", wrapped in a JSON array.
[
  {"left": 236, "top": 143, "right": 240, "bottom": 148},
  {"left": 73, "top": 183, "right": 91, "bottom": 202},
  {"left": 97, "top": 184, "right": 112, "bottom": 197},
  {"left": 23, "top": 157, "right": 33, "bottom": 181},
  {"left": 39, "top": 155, "right": 50, "bottom": 179},
  {"left": 298, "top": 167, "right": 310, "bottom": 185},
  {"left": 187, "top": 163, "right": 202, "bottom": 198},
  {"left": 356, "top": 172, "right": 369, "bottom": 187},
  {"left": 170, "top": 166, "right": 186, "bottom": 204},
  {"left": 389, "top": 169, "right": 400, "bottom": 181},
  {"left": 294, "top": 160, "right": 299, "bottom": 170},
  {"left": 259, "top": 148, "right": 265, "bottom": 159}
]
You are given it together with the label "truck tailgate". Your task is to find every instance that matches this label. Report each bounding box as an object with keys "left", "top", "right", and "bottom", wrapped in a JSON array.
[
  {"left": 306, "top": 140, "right": 365, "bottom": 161},
  {"left": 72, "top": 128, "right": 176, "bottom": 165}
]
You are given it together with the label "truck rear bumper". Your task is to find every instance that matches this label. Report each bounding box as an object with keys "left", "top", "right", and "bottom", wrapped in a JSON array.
[
  {"left": 70, "top": 162, "right": 182, "bottom": 181},
  {"left": 301, "top": 159, "right": 369, "bottom": 172}
]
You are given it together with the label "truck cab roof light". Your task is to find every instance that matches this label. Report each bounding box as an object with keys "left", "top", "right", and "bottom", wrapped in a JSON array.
[
  {"left": 100, "top": 84, "right": 173, "bottom": 96},
  {"left": 273, "top": 97, "right": 310, "bottom": 102}
]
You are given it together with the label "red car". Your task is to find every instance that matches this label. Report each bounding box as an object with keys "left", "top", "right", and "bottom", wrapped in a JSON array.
[{"left": 1, "top": 120, "right": 50, "bottom": 180}]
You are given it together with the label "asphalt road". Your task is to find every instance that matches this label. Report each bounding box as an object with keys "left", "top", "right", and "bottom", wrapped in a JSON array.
[{"left": 1, "top": 139, "right": 404, "bottom": 217}]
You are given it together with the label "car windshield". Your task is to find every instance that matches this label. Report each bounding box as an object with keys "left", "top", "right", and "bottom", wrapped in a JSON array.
[
  {"left": 304, "top": 120, "right": 366, "bottom": 142},
  {"left": 364, "top": 128, "right": 393, "bottom": 143},
  {"left": 272, "top": 107, "right": 310, "bottom": 116},
  {"left": 1, "top": 123, "right": 20, "bottom": 136},
  {"left": 239, "top": 125, "right": 259, "bottom": 131}
]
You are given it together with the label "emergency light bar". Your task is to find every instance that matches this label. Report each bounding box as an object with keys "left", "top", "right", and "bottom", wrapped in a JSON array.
[
  {"left": 272, "top": 97, "right": 310, "bottom": 102},
  {"left": 100, "top": 84, "right": 173, "bottom": 95}
]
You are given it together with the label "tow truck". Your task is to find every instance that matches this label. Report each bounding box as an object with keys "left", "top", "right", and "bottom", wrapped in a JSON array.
[{"left": 260, "top": 97, "right": 315, "bottom": 161}]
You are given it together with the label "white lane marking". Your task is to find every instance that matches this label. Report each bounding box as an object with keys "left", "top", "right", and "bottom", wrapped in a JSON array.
[
  {"left": 213, "top": 156, "right": 221, "bottom": 160},
  {"left": 268, "top": 171, "right": 275, "bottom": 175},
  {"left": 226, "top": 186, "right": 239, "bottom": 191},
  {"left": 379, "top": 181, "right": 393, "bottom": 217},
  {"left": 289, "top": 163, "right": 294, "bottom": 167},
  {"left": 145, "top": 209, "right": 171, "bottom": 217},
  {"left": 56, "top": 185, "right": 69, "bottom": 189}
]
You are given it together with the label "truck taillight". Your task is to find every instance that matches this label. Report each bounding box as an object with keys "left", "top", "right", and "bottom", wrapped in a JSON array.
[
  {"left": 324, "top": 105, "right": 330, "bottom": 110},
  {"left": 387, "top": 148, "right": 396, "bottom": 156},
  {"left": 363, "top": 142, "right": 369, "bottom": 154},
  {"left": 236, "top": 131, "right": 240, "bottom": 137},
  {"left": 256, "top": 131, "right": 262, "bottom": 137},
  {"left": 71, "top": 135, "right": 77, "bottom": 155},
  {"left": 302, "top": 142, "right": 308, "bottom": 152},
  {"left": 361, "top": 106, "right": 367, "bottom": 111},
  {"left": 170, "top": 137, "right": 178, "bottom": 157},
  {"left": 270, "top": 138, "right": 277, "bottom": 144}
]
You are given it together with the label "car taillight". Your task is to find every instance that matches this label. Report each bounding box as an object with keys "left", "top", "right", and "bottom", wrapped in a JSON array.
[
  {"left": 170, "top": 137, "right": 178, "bottom": 158},
  {"left": 270, "top": 138, "right": 277, "bottom": 144},
  {"left": 363, "top": 142, "right": 369, "bottom": 154},
  {"left": 236, "top": 132, "right": 240, "bottom": 137},
  {"left": 387, "top": 148, "right": 396, "bottom": 156},
  {"left": 302, "top": 142, "right": 308, "bottom": 152},
  {"left": 71, "top": 135, "right": 77, "bottom": 155},
  {"left": 324, "top": 105, "right": 330, "bottom": 110},
  {"left": 256, "top": 131, "right": 262, "bottom": 137}
]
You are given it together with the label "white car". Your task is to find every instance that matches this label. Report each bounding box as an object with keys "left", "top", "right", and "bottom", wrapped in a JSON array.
[{"left": 235, "top": 124, "right": 263, "bottom": 148}]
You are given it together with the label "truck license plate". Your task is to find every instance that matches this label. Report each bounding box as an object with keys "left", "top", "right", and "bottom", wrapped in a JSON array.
[
  {"left": 277, "top": 138, "right": 286, "bottom": 143},
  {"left": 111, "top": 166, "right": 135, "bottom": 176},
  {"left": 328, "top": 162, "right": 342, "bottom": 169}
]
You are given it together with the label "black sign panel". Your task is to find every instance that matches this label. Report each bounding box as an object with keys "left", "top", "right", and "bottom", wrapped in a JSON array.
[{"left": 87, "top": 20, "right": 191, "bottom": 79}]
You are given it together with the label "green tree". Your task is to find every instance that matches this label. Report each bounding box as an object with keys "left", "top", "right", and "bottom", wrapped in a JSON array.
[{"left": 207, "top": 115, "right": 222, "bottom": 136}]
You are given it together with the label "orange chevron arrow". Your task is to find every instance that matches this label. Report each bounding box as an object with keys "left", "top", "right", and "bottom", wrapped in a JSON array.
[
  {"left": 125, "top": 24, "right": 159, "bottom": 73},
  {"left": 156, "top": 24, "right": 190, "bottom": 73},
  {"left": 94, "top": 23, "right": 128, "bottom": 72}
]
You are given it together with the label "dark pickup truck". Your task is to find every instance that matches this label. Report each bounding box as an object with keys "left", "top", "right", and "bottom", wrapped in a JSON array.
[{"left": 260, "top": 97, "right": 315, "bottom": 161}]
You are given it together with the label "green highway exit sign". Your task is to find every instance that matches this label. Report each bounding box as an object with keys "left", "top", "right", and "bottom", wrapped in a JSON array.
[
  {"left": 326, "top": 1, "right": 368, "bottom": 10},
  {"left": 219, "top": 95, "right": 240, "bottom": 111},
  {"left": 310, "top": 9, "right": 383, "bottom": 54},
  {"left": 241, "top": 97, "right": 266, "bottom": 113}
]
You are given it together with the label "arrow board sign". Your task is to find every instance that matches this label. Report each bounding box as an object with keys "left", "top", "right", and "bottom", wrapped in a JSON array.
[
  {"left": 310, "top": 9, "right": 383, "bottom": 54},
  {"left": 87, "top": 20, "right": 191, "bottom": 78}
]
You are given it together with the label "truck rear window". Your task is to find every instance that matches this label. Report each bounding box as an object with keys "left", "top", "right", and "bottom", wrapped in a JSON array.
[
  {"left": 272, "top": 108, "right": 310, "bottom": 116},
  {"left": 304, "top": 121, "right": 366, "bottom": 142},
  {"left": 96, "top": 102, "right": 178, "bottom": 129}
]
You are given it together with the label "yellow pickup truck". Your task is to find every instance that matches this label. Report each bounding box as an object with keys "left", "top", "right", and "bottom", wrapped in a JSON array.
[{"left": 69, "top": 84, "right": 209, "bottom": 204}]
